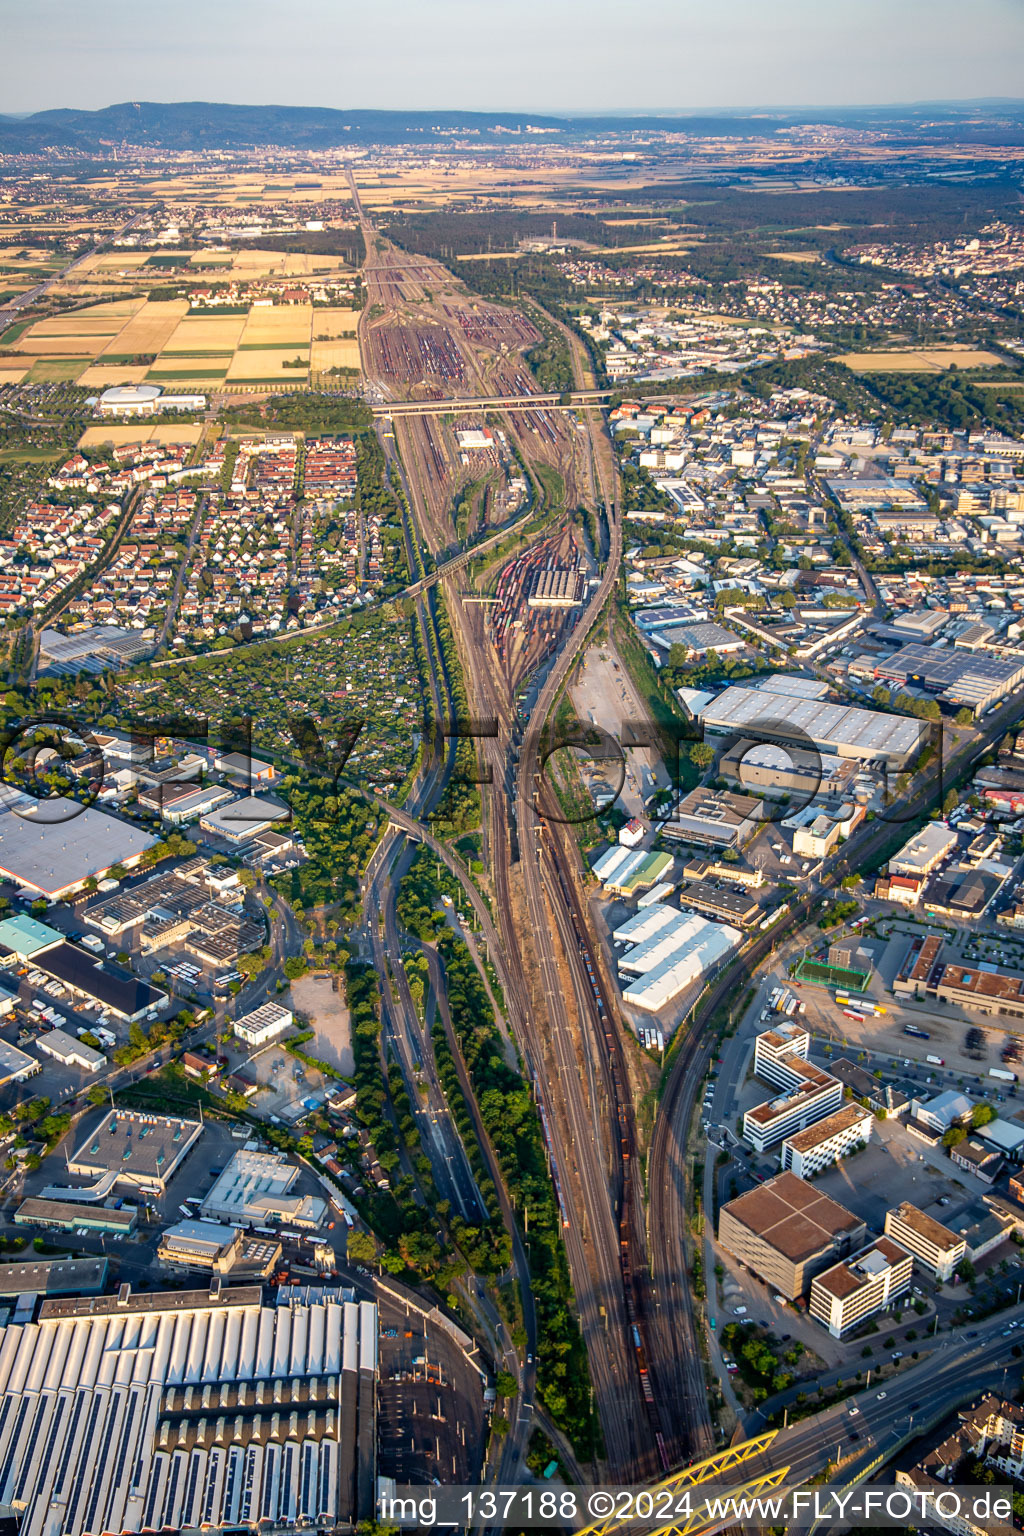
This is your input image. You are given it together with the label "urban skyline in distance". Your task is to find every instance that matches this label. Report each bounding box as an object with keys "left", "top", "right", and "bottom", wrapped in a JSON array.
[{"left": 1, "top": 16, "right": 1024, "bottom": 1535}]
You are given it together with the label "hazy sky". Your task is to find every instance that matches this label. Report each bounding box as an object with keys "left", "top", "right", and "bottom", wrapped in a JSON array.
[{"left": 4, "top": 0, "right": 1023, "bottom": 115}]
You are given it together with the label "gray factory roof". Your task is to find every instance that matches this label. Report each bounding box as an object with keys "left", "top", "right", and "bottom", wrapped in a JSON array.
[
  {"left": 699, "top": 684, "right": 924, "bottom": 762},
  {"left": 69, "top": 1107, "right": 203, "bottom": 1181},
  {"left": 0, "top": 789, "right": 159, "bottom": 896},
  {"left": 0, "top": 1256, "right": 108, "bottom": 1297}
]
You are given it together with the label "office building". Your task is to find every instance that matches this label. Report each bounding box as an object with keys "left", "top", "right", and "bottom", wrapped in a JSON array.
[
  {"left": 809, "top": 1236, "right": 914, "bottom": 1338},
  {"left": 661, "top": 788, "right": 764, "bottom": 850},
  {"left": 67, "top": 1109, "right": 204, "bottom": 1196},
  {"left": 753, "top": 1022, "right": 810, "bottom": 1088},
  {"left": 233, "top": 1001, "right": 294, "bottom": 1048},
  {"left": 157, "top": 1218, "right": 282, "bottom": 1278},
  {"left": 743, "top": 1061, "right": 844, "bottom": 1153},
  {"left": 718, "top": 1171, "right": 866, "bottom": 1299},
  {"left": 0, "top": 1283, "right": 376, "bottom": 1535},
  {"left": 201, "top": 1149, "right": 328, "bottom": 1229},
  {"left": 781, "top": 1103, "right": 874, "bottom": 1178},
  {"left": 884, "top": 1202, "right": 967, "bottom": 1280}
]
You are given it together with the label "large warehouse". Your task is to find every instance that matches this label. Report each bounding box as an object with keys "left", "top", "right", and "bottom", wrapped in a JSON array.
[
  {"left": 0, "top": 787, "right": 159, "bottom": 899},
  {"left": 698, "top": 682, "right": 924, "bottom": 768},
  {"left": 613, "top": 903, "right": 741, "bottom": 1013},
  {"left": 0, "top": 1283, "right": 377, "bottom": 1536},
  {"left": 872, "top": 643, "right": 1024, "bottom": 716},
  {"left": 202, "top": 1149, "right": 328, "bottom": 1229},
  {"left": 67, "top": 1109, "right": 203, "bottom": 1196}
]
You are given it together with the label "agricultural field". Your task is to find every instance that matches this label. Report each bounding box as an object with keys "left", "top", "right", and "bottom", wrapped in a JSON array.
[
  {"left": 1, "top": 294, "right": 341, "bottom": 390},
  {"left": 77, "top": 422, "right": 206, "bottom": 450},
  {"left": 839, "top": 346, "right": 1008, "bottom": 373}
]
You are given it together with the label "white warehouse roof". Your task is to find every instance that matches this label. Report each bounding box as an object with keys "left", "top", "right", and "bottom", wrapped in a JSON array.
[
  {"left": 699, "top": 683, "right": 924, "bottom": 766},
  {"left": 614, "top": 903, "right": 741, "bottom": 1013}
]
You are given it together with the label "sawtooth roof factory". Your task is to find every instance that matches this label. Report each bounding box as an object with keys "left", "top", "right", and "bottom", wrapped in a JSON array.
[
  {"left": 698, "top": 679, "right": 924, "bottom": 768},
  {"left": 0, "top": 1282, "right": 377, "bottom": 1536}
]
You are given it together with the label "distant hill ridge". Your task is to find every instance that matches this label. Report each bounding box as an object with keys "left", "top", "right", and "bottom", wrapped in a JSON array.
[{"left": 2, "top": 99, "right": 1024, "bottom": 153}]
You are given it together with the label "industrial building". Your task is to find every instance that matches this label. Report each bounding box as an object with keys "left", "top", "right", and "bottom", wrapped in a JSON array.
[
  {"left": 199, "top": 795, "right": 292, "bottom": 844},
  {"left": 872, "top": 643, "right": 1024, "bottom": 716},
  {"left": 809, "top": 1236, "right": 914, "bottom": 1338},
  {"left": 0, "top": 1256, "right": 109, "bottom": 1301},
  {"left": 889, "top": 824, "right": 958, "bottom": 878},
  {"left": 612, "top": 904, "right": 741, "bottom": 1013},
  {"left": 14, "top": 1197, "right": 138, "bottom": 1235},
  {"left": 884, "top": 1202, "right": 967, "bottom": 1280},
  {"left": 718, "top": 1171, "right": 867, "bottom": 1299},
  {"left": 591, "top": 846, "right": 673, "bottom": 897},
  {"left": 201, "top": 1149, "right": 328, "bottom": 1229},
  {"left": 0, "top": 787, "right": 159, "bottom": 899},
  {"left": 36, "top": 1028, "right": 104, "bottom": 1073},
  {"left": 658, "top": 621, "right": 745, "bottom": 657},
  {"left": 98, "top": 382, "right": 207, "bottom": 415},
  {"left": 719, "top": 739, "right": 859, "bottom": 802},
  {"left": 780, "top": 1103, "right": 874, "bottom": 1179},
  {"left": 37, "top": 626, "right": 151, "bottom": 676},
  {"left": 67, "top": 1109, "right": 204, "bottom": 1196},
  {"left": 0, "top": 1282, "right": 376, "bottom": 1536},
  {"left": 527, "top": 567, "right": 584, "bottom": 608},
  {"left": 30, "top": 941, "right": 167, "bottom": 1022},
  {"left": 233, "top": 1001, "right": 294, "bottom": 1048},
  {"left": 660, "top": 787, "right": 764, "bottom": 849},
  {"left": 0, "top": 913, "right": 65, "bottom": 961},
  {"left": 698, "top": 682, "right": 924, "bottom": 768},
  {"left": 157, "top": 1218, "right": 282, "bottom": 1278},
  {"left": 0, "top": 1037, "right": 42, "bottom": 1088}
]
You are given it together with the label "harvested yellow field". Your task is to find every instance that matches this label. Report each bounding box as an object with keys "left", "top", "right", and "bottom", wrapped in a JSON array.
[
  {"left": 310, "top": 339, "right": 360, "bottom": 372},
  {"left": 13, "top": 334, "right": 103, "bottom": 356},
  {"left": 0, "top": 364, "right": 30, "bottom": 385},
  {"left": 160, "top": 314, "right": 247, "bottom": 352},
  {"left": 77, "top": 364, "right": 151, "bottom": 388},
  {"left": 769, "top": 250, "right": 821, "bottom": 263},
  {"left": 78, "top": 423, "right": 205, "bottom": 450},
  {"left": 98, "top": 299, "right": 189, "bottom": 356},
  {"left": 31, "top": 314, "right": 127, "bottom": 336},
  {"left": 77, "top": 252, "right": 152, "bottom": 273},
  {"left": 314, "top": 307, "right": 360, "bottom": 339},
  {"left": 75, "top": 299, "right": 146, "bottom": 319},
  {"left": 225, "top": 351, "right": 309, "bottom": 381},
  {"left": 238, "top": 304, "right": 313, "bottom": 346},
  {"left": 841, "top": 347, "right": 1006, "bottom": 373}
]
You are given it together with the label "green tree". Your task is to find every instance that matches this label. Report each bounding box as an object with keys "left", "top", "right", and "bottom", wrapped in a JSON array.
[{"left": 346, "top": 1229, "right": 378, "bottom": 1266}]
